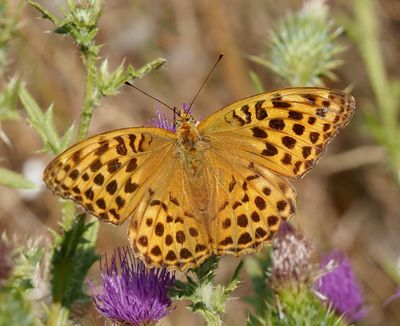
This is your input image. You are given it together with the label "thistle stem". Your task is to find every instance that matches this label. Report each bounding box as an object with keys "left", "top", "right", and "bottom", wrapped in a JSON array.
[
  {"left": 353, "top": 0, "right": 400, "bottom": 183},
  {"left": 77, "top": 48, "right": 99, "bottom": 141}
]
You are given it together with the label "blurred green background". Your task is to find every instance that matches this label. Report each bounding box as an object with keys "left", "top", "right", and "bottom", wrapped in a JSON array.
[{"left": 1, "top": 0, "right": 400, "bottom": 325}]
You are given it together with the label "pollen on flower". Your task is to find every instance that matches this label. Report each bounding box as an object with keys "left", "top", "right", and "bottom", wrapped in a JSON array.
[{"left": 90, "top": 246, "right": 175, "bottom": 325}]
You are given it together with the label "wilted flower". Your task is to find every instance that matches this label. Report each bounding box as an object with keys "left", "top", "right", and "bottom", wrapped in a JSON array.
[
  {"left": 316, "top": 251, "right": 366, "bottom": 322},
  {"left": 271, "top": 222, "right": 313, "bottom": 287},
  {"left": 91, "top": 247, "right": 175, "bottom": 325}
]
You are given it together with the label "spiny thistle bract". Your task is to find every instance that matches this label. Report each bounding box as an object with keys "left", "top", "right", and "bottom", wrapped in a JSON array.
[{"left": 250, "top": 0, "right": 345, "bottom": 86}]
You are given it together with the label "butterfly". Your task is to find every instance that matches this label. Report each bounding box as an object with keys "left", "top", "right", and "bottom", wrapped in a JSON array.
[{"left": 43, "top": 87, "right": 355, "bottom": 271}]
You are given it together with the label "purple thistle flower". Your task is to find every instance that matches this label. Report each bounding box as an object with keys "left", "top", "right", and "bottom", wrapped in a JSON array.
[
  {"left": 149, "top": 109, "right": 175, "bottom": 131},
  {"left": 149, "top": 103, "right": 191, "bottom": 132},
  {"left": 316, "top": 251, "right": 367, "bottom": 322},
  {"left": 91, "top": 247, "right": 175, "bottom": 325}
]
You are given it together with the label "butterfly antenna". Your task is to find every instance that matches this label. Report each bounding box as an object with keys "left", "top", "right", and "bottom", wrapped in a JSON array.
[
  {"left": 187, "top": 53, "right": 224, "bottom": 112},
  {"left": 124, "top": 81, "right": 175, "bottom": 113}
]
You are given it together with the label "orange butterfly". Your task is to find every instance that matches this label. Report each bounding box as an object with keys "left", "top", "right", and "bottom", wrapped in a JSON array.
[{"left": 44, "top": 87, "right": 355, "bottom": 271}]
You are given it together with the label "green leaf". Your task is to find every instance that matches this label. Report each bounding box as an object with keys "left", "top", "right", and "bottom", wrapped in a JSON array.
[
  {"left": 0, "top": 167, "right": 36, "bottom": 189},
  {"left": 7, "top": 238, "right": 46, "bottom": 292},
  {"left": 51, "top": 214, "right": 100, "bottom": 308},
  {"left": 245, "top": 249, "right": 274, "bottom": 318},
  {"left": 127, "top": 58, "right": 166, "bottom": 80},
  {"left": 19, "top": 85, "right": 64, "bottom": 154},
  {"left": 249, "top": 71, "right": 264, "bottom": 93},
  {"left": 226, "top": 260, "right": 243, "bottom": 293},
  {"left": 194, "top": 255, "right": 220, "bottom": 283},
  {"left": 28, "top": 1, "right": 60, "bottom": 25},
  {"left": 54, "top": 23, "right": 73, "bottom": 35},
  {"left": 0, "top": 78, "right": 21, "bottom": 121}
]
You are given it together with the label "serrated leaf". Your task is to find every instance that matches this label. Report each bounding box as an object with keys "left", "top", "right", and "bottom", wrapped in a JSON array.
[
  {"left": 127, "top": 58, "right": 166, "bottom": 80},
  {"left": 0, "top": 167, "right": 36, "bottom": 189},
  {"left": 54, "top": 23, "right": 72, "bottom": 34},
  {"left": 226, "top": 260, "right": 243, "bottom": 293},
  {"left": 44, "top": 104, "right": 62, "bottom": 148},
  {"left": 19, "top": 85, "right": 63, "bottom": 154},
  {"left": 0, "top": 78, "right": 21, "bottom": 122},
  {"left": 28, "top": 1, "right": 60, "bottom": 25},
  {"left": 194, "top": 255, "right": 219, "bottom": 283}
]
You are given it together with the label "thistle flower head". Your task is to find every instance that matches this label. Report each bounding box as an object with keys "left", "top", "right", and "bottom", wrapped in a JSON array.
[
  {"left": 149, "top": 109, "right": 175, "bottom": 131},
  {"left": 149, "top": 104, "right": 191, "bottom": 132},
  {"left": 271, "top": 222, "right": 313, "bottom": 287},
  {"left": 316, "top": 251, "right": 367, "bottom": 322},
  {"left": 91, "top": 247, "right": 175, "bottom": 325}
]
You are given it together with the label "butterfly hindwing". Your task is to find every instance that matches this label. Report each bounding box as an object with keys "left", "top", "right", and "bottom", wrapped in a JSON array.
[
  {"left": 43, "top": 127, "right": 175, "bottom": 225},
  {"left": 128, "top": 158, "right": 212, "bottom": 271},
  {"left": 199, "top": 87, "right": 355, "bottom": 178},
  {"left": 204, "top": 146, "right": 296, "bottom": 255}
]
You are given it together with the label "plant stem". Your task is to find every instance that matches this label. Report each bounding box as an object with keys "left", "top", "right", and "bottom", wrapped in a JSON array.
[
  {"left": 353, "top": 0, "right": 396, "bottom": 129},
  {"left": 75, "top": 47, "right": 101, "bottom": 241},
  {"left": 61, "top": 201, "right": 76, "bottom": 229},
  {"left": 353, "top": 0, "right": 400, "bottom": 182},
  {"left": 77, "top": 48, "right": 99, "bottom": 141}
]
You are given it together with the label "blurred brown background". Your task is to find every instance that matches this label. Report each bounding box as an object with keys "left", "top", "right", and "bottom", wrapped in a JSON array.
[{"left": 1, "top": 0, "right": 400, "bottom": 325}]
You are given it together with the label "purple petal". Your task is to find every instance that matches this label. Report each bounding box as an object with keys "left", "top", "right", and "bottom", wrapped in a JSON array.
[
  {"left": 148, "top": 103, "right": 191, "bottom": 132},
  {"left": 316, "top": 251, "right": 367, "bottom": 322}
]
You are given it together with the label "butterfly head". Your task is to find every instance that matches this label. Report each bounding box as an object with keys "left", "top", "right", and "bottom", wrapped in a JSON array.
[{"left": 175, "top": 110, "right": 197, "bottom": 130}]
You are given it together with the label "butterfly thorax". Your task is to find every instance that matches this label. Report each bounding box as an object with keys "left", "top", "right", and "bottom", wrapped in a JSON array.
[
  {"left": 175, "top": 111, "right": 212, "bottom": 218},
  {"left": 175, "top": 111, "right": 209, "bottom": 176}
]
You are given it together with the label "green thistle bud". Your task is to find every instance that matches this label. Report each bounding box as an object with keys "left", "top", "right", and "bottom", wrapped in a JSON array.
[{"left": 250, "top": 0, "right": 345, "bottom": 86}]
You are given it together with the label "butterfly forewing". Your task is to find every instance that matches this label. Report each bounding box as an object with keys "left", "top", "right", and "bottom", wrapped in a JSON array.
[
  {"left": 43, "top": 128, "right": 175, "bottom": 224},
  {"left": 199, "top": 88, "right": 355, "bottom": 178}
]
